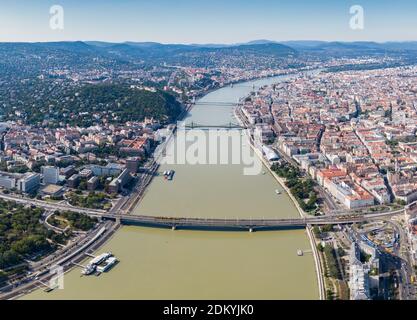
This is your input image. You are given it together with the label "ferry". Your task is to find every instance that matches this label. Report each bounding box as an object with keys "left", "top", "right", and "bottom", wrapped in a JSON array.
[
  {"left": 96, "top": 256, "right": 118, "bottom": 273},
  {"left": 81, "top": 264, "right": 96, "bottom": 276},
  {"left": 44, "top": 285, "right": 59, "bottom": 293},
  {"left": 90, "top": 252, "right": 112, "bottom": 265},
  {"left": 81, "top": 252, "right": 113, "bottom": 276}
]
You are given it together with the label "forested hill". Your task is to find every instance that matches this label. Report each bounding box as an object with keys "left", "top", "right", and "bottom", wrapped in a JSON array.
[
  {"left": 68, "top": 84, "right": 184, "bottom": 125},
  {"left": 6, "top": 84, "right": 184, "bottom": 127}
]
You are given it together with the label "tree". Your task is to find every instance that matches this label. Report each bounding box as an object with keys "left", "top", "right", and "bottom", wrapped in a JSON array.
[{"left": 0, "top": 271, "right": 7, "bottom": 284}]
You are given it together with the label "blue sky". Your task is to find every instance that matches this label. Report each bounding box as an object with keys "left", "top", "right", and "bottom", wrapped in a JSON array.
[{"left": 0, "top": 0, "right": 416, "bottom": 43}]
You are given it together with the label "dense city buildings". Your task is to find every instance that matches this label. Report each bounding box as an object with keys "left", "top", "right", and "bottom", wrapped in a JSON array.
[
  {"left": 241, "top": 66, "right": 417, "bottom": 210},
  {"left": 1, "top": 36, "right": 417, "bottom": 302}
]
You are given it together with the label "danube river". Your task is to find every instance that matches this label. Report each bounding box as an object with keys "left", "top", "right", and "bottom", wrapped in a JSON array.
[{"left": 23, "top": 75, "right": 319, "bottom": 300}]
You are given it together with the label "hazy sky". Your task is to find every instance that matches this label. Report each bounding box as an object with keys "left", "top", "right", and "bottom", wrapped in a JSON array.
[{"left": 0, "top": 0, "right": 416, "bottom": 43}]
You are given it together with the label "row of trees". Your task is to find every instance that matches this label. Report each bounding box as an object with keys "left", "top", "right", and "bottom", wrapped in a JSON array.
[
  {"left": 0, "top": 201, "right": 54, "bottom": 270},
  {"left": 67, "top": 191, "right": 109, "bottom": 210},
  {"left": 318, "top": 244, "right": 340, "bottom": 279},
  {"left": 271, "top": 163, "right": 319, "bottom": 213},
  {"left": 58, "top": 211, "right": 98, "bottom": 232}
]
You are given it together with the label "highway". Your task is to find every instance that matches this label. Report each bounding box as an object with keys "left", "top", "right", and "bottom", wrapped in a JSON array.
[
  {"left": 0, "top": 192, "right": 105, "bottom": 215},
  {"left": 389, "top": 220, "right": 416, "bottom": 300},
  {"left": 119, "top": 161, "right": 160, "bottom": 214}
]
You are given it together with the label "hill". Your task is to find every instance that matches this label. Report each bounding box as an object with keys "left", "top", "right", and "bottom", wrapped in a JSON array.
[{"left": 3, "top": 84, "right": 184, "bottom": 127}]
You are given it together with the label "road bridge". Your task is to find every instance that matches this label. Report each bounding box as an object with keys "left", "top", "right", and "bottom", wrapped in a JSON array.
[
  {"left": 183, "top": 121, "right": 249, "bottom": 130},
  {"left": 194, "top": 101, "right": 239, "bottom": 106},
  {"left": 0, "top": 190, "right": 413, "bottom": 232},
  {"left": 100, "top": 208, "right": 405, "bottom": 231}
]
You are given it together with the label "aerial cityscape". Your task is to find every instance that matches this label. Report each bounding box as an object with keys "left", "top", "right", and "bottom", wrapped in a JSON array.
[{"left": 1, "top": 0, "right": 417, "bottom": 305}]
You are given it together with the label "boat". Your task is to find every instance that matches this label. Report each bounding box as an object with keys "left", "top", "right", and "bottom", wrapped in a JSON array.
[
  {"left": 81, "top": 252, "right": 113, "bottom": 276},
  {"left": 275, "top": 189, "right": 281, "bottom": 195},
  {"left": 96, "top": 257, "right": 118, "bottom": 273},
  {"left": 81, "top": 264, "right": 96, "bottom": 276},
  {"left": 44, "top": 285, "right": 58, "bottom": 293},
  {"left": 89, "top": 252, "right": 112, "bottom": 266}
]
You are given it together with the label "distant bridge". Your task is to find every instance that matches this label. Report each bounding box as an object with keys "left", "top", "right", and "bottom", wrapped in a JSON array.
[
  {"left": 183, "top": 122, "right": 249, "bottom": 130},
  {"left": 194, "top": 101, "right": 239, "bottom": 107}
]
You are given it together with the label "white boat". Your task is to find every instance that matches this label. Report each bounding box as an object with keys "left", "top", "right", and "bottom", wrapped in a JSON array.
[
  {"left": 82, "top": 252, "right": 113, "bottom": 275},
  {"left": 81, "top": 264, "right": 96, "bottom": 275},
  {"left": 90, "top": 252, "right": 112, "bottom": 266},
  {"left": 96, "top": 257, "right": 118, "bottom": 273},
  {"left": 275, "top": 189, "right": 281, "bottom": 195}
]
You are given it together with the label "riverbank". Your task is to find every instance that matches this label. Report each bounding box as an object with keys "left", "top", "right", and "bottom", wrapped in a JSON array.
[
  {"left": 21, "top": 73, "right": 319, "bottom": 300},
  {"left": 190, "top": 70, "right": 298, "bottom": 102},
  {"left": 2, "top": 220, "right": 121, "bottom": 300},
  {"left": 22, "top": 226, "right": 318, "bottom": 300},
  {"left": 234, "top": 105, "right": 325, "bottom": 300}
]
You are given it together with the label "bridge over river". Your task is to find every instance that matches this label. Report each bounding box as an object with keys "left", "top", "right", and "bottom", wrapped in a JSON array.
[
  {"left": 194, "top": 101, "right": 239, "bottom": 106},
  {"left": 0, "top": 193, "right": 411, "bottom": 232},
  {"left": 183, "top": 121, "right": 248, "bottom": 130},
  {"left": 100, "top": 207, "right": 406, "bottom": 231}
]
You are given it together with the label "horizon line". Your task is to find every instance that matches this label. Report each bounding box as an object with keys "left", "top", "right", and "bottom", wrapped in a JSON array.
[{"left": 1, "top": 39, "right": 417, "bottom": 45}]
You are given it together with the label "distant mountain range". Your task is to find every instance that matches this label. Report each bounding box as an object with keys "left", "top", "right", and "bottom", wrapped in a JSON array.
[
  {"left": 84, "top": 41, "right": 298, "bottom": 58},
  {"left": 86, "top": 39, "right": 417, "bottom": 51},
  {"left": 84, "top": 39, "right": 417, "bottom": 59},
  {"left": 6, "top": 41, "right": 298, "bottom": 68},
  {"left": 281, "top": 40, "right": 417, "bottom": 52},
  {"left": 2, "top": 40, "right": 417, "bottom": 59},
  {"left": 1, "top": 39, "right": 416, "bottom": 75},
  {"left": 3, "top": 39, "right": 417, "bottom": 52},
  {"left": 241, "top": 39, "right": 417, "bottom": 51}
]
